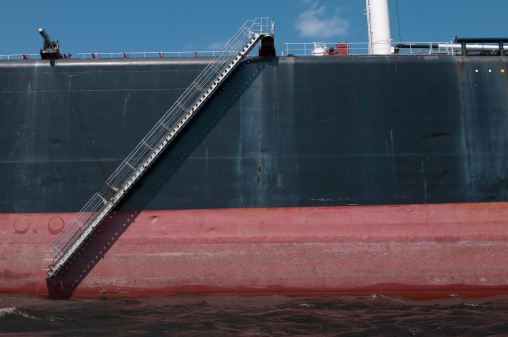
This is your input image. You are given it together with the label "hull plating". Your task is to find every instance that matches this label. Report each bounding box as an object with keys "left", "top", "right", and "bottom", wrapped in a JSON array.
[
  {"left": 1, "top": 203, "right": 507, "bottom": 298},
  {"left": 1, "top": 56, "right": 507, "bottom": 297}
]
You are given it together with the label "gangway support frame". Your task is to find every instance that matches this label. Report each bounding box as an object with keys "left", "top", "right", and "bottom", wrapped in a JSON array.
[{"left": 46, "top": 17, "right": 274, "bottom": 277}]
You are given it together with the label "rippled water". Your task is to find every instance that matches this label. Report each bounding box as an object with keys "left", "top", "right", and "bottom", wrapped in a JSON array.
[{"left": 1, "top": 294, "right": 507, "bottom": 336}]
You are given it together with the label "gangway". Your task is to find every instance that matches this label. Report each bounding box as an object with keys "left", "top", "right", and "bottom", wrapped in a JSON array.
[{"left": 45, "top": 18, "right": 275, "bottom": 277}]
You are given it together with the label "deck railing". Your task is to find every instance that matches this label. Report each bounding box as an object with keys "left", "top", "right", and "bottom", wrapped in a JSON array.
[
  {"left": 76, "top": 51, "right": 223, "bottom": 59},
  {"left": 0, "top": 51, "right": 222, "bottom": 61},
  {"left": 0, "top": 54, "right": 40, "bottom": 60},
  {"left": 281, "top": 41, "right": 459, "bottom": 56},
  {"left": 4, "top": 38, "right": 507, "bottom": 62}
]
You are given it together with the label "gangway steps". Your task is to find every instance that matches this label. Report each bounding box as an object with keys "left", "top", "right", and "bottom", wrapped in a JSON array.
[{"left": 46, "top": 18, "right": 274, "bottom": 277}]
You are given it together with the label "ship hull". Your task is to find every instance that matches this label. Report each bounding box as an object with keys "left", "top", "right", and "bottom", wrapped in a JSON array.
[
  {"left": 2, "top": 202, "right": 507, "bottom": 298},
  {"left": 1, "top": 55, "right": 507, "bottom": 297}
]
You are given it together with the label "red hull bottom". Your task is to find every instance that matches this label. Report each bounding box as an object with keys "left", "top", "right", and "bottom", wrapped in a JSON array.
[{"left": 1, "top": 203, "right": 507, "bottom": 298}]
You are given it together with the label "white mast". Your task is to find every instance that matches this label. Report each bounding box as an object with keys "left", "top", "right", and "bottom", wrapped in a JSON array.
[{"left": 366, "top": 0, "right": 392, "bottom": 55}]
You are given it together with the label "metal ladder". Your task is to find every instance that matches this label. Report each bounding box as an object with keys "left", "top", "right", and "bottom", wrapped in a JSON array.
[{"left": 45, "top": 18, "right": 274, "bottom": 277}]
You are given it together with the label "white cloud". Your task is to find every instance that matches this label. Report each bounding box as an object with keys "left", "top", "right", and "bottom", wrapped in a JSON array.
[
  {"left": 301, "top": 0, "right": 319, "bottom": 9},
  {"left": 294, "top": 6, "right": 350, "bottom": 39}
]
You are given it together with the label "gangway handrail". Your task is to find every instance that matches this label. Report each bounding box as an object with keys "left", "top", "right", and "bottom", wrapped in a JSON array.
[{"left": 46, "top": 17, "right": 274, "bottom": 277}]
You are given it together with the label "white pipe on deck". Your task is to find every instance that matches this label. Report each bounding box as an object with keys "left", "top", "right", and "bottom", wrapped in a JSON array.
[{"left": 438, "top": 43, "right": 508, "bottom": 51}]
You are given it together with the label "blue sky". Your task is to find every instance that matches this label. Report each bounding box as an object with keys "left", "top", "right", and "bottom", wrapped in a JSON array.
[{"left": 1, "top": 0, "right": 507, "bottom": 56}]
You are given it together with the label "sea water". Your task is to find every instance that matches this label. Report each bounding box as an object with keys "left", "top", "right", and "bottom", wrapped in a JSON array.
[{"left": 1, "top": 293, "right": 507, "bottom": 336}]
